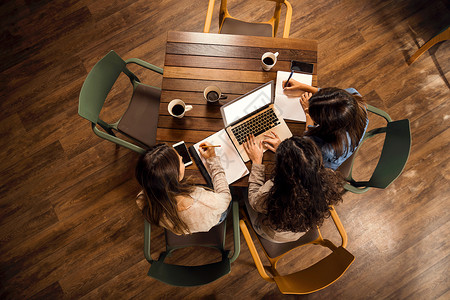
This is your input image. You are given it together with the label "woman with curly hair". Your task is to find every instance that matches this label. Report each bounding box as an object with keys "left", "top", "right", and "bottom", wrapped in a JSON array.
[
  {"left": 243, "top": 135, "right": 343, "bottom": 243},
  {"left": 272, "top": 80, "right": 369, "bottom": 170},
  {"left": 135, "top": 142, "right": 231, "bottom": 235}
]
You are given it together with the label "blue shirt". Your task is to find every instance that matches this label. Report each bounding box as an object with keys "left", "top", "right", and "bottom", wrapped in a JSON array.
[{"left": 309, "top": 88, "right": 369, "bottom": 170}]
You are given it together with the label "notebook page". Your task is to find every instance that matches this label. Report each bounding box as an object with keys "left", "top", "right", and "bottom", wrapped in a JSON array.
[
  {"left": 274, "top": 71, "right": 313, "bottom": 122},
  {"left": 193, "top": 129, "right": 249, "bottom": 184}
]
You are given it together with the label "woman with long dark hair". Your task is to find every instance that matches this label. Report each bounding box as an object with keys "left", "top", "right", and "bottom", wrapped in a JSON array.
[
  {"left": 264, "top": 80, "right": 369, "bottom": 170},
  {"left": 243, "top": 135, "right": 343, "bottom": 243},
  {"left": 135, "top": 142, "right": 231, "bottom": 235}
]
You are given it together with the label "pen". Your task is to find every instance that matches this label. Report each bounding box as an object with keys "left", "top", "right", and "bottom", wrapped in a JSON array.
[
  {"left": 200, "top": 145, "right": 221, "bottom": 148},
  {"left": 284, "top": 70, "right": 294, "bottom": 88}
]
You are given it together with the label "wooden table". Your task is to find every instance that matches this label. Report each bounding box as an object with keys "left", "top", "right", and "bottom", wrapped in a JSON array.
[{"left": 157, "top": 31, "right": 318, "bottom": 186}]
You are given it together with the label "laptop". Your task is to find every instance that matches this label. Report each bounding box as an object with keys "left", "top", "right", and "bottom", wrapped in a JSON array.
[{"left": 220, "top": 81, "right": 292, "bottom": 162}]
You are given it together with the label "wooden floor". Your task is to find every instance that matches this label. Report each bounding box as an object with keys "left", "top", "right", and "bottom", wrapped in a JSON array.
[{"left": 1, "top": 0, "right": 449, "bottom": 299}]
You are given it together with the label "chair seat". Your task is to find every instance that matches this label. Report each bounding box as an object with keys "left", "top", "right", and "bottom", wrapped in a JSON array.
[
  {"left": 117, "top": 83, "right": 161, "bottom": 147},
  {"left": 221, "top": 18, "right": 273, "bottom": 37}
]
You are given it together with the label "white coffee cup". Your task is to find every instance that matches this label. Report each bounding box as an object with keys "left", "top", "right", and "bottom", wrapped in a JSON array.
[
  {"left": 261, "top": 52, "right": 279, "bottom": 71},
  {"left": 203, "top": 86, "right": 227, "bottom": 103},
  {"left": 168, "top": 99, "right": 192, "bottom": 118}
]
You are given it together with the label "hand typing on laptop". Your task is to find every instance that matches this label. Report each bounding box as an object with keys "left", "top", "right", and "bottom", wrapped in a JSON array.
[
  {"left": 243, "top": 134, "right": 263, "bottom": 164},
  {"left": 262, "top": 131, "right": 281, "bottom": 152}
]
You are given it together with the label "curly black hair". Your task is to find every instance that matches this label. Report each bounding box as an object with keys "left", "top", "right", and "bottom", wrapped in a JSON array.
[{"left": 266, "top": 136, "right": 343, "bottom": 232}]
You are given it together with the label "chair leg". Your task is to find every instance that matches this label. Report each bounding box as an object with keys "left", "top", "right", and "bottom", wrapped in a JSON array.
[{"left": 408, "top": 26, "right": 450, "bottom": 64}]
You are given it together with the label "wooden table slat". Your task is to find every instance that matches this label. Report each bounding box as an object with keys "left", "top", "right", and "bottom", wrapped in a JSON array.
[
  {"left": 163, "top": 66, "right": 277, "bottom": 83},
  {"left": 164, "top": 54, "right": 318, "bottom": 74},
  {"left": 167, "top": 31, "right": 318, "bottom": 52},
  {"left": 166, "top": 42, "right": 318, "bottom": 62}
]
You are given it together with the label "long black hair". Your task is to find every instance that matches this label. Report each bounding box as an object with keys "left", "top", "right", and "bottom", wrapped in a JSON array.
[
  {"left": 267, "top": 136, "right": 343, "bottom": 232},
  {"left": 306, "top": 88, "right": 367, "bottom": 157}
]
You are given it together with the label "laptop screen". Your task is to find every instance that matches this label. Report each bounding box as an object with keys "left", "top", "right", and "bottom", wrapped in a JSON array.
[{"left": 221, "top": 81, "right": 273, "bottom": 126}]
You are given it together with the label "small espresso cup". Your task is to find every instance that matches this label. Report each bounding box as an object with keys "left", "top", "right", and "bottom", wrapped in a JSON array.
[
  {"left": 203, "top": 86, "right": 227, "bottom": 103},
  {"left": 168, "top": 99, "right": 192, "bottom": 118},
  {"left": 261, "top": 52, "right": 279, "bottom": 71}
]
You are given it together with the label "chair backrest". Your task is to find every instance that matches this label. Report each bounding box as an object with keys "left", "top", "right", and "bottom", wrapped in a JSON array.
[
  {"left": 204, "top": 0, "right": 292, "bottom": 38},
  {"left": 78, "top": 50, "right": 133, "bottom": 124},
  {"left": 341, "top": 106, "right": 411, "bottom": 193},
  {"left": 144, "top": 201, "right": 240, "bottom": 286},
  {"left": 239, "top": 206, "right": 354, "bottom": 294},
  {"left": 365, "top": 119, "right": 411, "bottom": 188}
]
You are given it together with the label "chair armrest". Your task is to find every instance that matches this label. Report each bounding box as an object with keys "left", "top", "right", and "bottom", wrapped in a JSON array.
[
  {"left": 204, "top": 0, "right": 215, "bottom": 33},
  {"left": 282, "top": 0, "right": 292, "bottom": 38},
  {"left": 91, "top": 123, "right": 146, "bottom": 154},
  {"left": 144, "top": 220, "right": 155, "bottom": 262},
  {"left": 125, "top": 58, "right": 163, "bottom": 75},
  {"left": 239, "top": 219, "right": 275, "bottom": 282},
  {"left": 229, "top": 200, "right": 241, "bottom": 263},
  {"left": 328, "top": 205, "right": 348, "bottom": 248},
  {"left": 367, "top": 104, "right": 392, "bottom": 122}
]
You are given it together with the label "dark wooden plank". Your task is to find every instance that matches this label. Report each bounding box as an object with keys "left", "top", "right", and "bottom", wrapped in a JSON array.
[
  {"left": 166, "top": 42, "right": 318, "bottom": 62},
  {"left": 167, "top": 31, "right": 318, "bottom": 51}
]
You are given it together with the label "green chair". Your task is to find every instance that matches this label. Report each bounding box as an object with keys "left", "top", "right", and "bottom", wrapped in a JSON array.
[
  {"left": 337, "top": 105, "right": 411, "bottom": 193},
  {"left": 78, "top": 50, "right": 163, "bottom": 154},
  {"left": 144, "top": 201, "right": 240, "bottom": 286},
  {"left": 240, "top": 205, "right": 354, "bottom": 294}
]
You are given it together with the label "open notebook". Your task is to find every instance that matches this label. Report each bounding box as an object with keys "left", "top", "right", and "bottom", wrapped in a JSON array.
[
  {"left": 274, "top": 71, "right": 313, "bottom": 122},
  {"left": 190, "top": 129, "right": 249, "bottom": 185}
]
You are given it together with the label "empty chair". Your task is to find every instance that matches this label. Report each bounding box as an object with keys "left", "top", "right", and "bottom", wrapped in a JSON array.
[
  {"left": 144, "top": 201, "right": 240, "bottom": 286},
  {"left": 204, "top": 0, "right": 292, "bottom": 38},
  {"left": 336, "top": 105, "right": 411, "bottom": 193},
  {"left": 239, "top": 205, "right": 354, "bottom": 294},
  {"left": 78, "top": 50, "right": 163, "bottom": 154}
]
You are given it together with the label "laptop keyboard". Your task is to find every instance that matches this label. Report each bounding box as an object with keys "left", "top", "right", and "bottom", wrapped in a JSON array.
[{"left": 231, "top": 108, "right": 280, "bottom": 145}]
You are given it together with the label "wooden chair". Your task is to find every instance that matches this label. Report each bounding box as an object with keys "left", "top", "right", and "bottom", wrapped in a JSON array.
[
  {"left": 337, "top": 105, "right": 411, "bottom": 193},
  {"left": 144, "top": 201, "right": 240, "bottom": 286},
  {"left": 78, "top": 50, "right": 163, "bottom": 154},
  {"left": 408, "top": 25, "right": 449, "bottom": 64},
  {"left": 203, "top": 0, "right": 292, "bottom": 38},
  {"left": 239, "top": 206, "right": 354, "bottom": 294}
]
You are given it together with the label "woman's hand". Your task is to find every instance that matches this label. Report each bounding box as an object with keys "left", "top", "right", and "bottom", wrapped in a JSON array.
[
  {"left": 300, "top": 92, "right": 312, "bottom": 114},
  {"left": 199, "top": 142, "right": 216, "bottom": 159},
  {"left": 262, "top": 131, "right": 281, "bottom": 153},
  {"left": 243, "top": 134, "right": 263, "bottom": 164},
  {"left": 283, "top": 79, "right": 318, "bottom": 94}
]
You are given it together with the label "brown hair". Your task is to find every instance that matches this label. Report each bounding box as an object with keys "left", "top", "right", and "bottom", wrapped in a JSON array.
[
  {"left": 267, "top": 136, "right": 343, "bottom": 232},
  {"left": 306, "top": 88, "right": 367, "bottom": 157},
  {"left": 135, "top": 144, "right": 194, "bottom": 234}
]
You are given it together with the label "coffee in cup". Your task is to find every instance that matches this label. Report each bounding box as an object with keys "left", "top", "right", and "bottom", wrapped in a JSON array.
[
  {"left": 203, "top": 86, "right": 227, "bottom": 103},
  {"left": 261, "top": 52, "right": 279, "bottom": 71},
  {"left": 168, "top": 99, "right": 192, "bottom": 118}
]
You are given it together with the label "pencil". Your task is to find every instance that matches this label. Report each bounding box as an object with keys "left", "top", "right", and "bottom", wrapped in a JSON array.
[
  {"left": 284, "top": 70, "right": 294, "bottom": 88},
  {"left": 200, "top": 145, "right": 221, "bottom": 148}
]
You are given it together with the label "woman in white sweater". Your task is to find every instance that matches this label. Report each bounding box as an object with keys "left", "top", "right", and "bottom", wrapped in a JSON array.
[{"left": 135, "top": 143, "right": 231, "bottom": 235}]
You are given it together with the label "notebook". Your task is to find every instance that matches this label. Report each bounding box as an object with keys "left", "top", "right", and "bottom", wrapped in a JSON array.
[
  {"left": 191, "top": 129, "right": 249, "bottom": 185},
  {"left": 274, "top": 71, "right": 313, "bottom": 122},
  {"left": 220, "top": 81, "right": 292, "bottom": 162}
]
